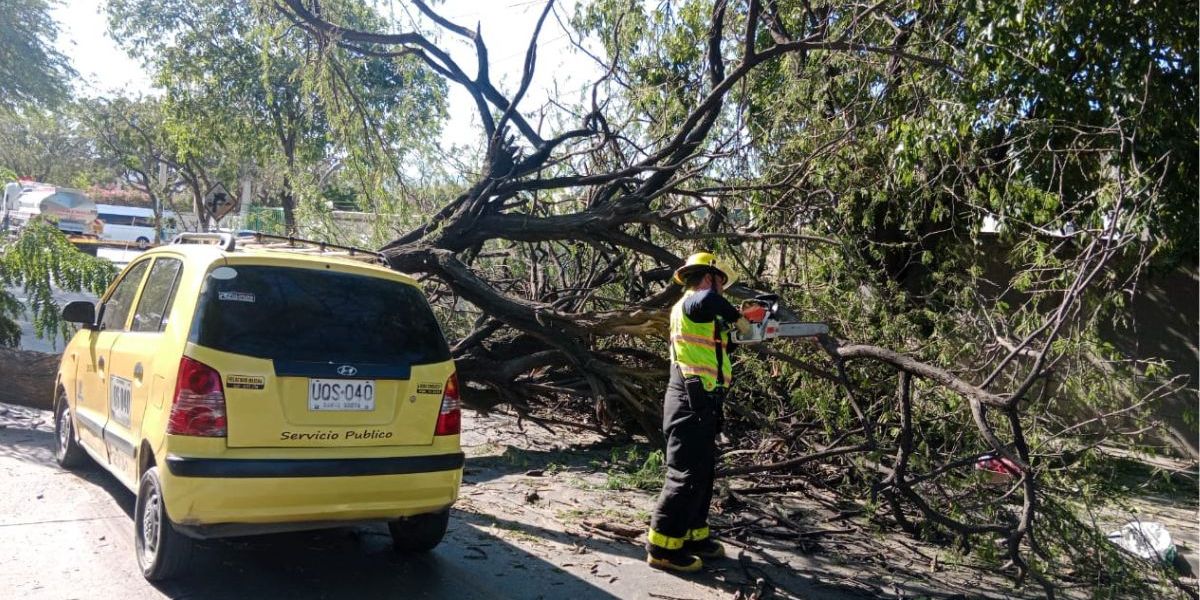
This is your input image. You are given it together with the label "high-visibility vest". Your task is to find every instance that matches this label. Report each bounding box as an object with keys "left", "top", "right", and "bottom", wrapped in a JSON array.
[{"left": 669, "top": 290, "right": 732, "bottom": 391}]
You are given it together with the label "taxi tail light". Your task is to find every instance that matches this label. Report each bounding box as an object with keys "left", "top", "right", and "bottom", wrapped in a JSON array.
[
  {"left": 434, "top": 373, "right": 461, "bottom": 436},
  {"left": 168, "top": 357, "right": 227, "bottom": 437}
]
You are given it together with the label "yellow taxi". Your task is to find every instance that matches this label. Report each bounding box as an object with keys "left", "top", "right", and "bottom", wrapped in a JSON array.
[{"left": 52, "top": 232, "right": 463, "bottom": 580}]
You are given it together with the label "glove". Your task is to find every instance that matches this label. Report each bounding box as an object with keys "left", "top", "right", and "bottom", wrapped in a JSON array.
[
  {"left": 742, "top": 304, "right": 767, "bottom": 323},
  {"left": 734, "top": 317, "right": 752, "bottom": 337}
]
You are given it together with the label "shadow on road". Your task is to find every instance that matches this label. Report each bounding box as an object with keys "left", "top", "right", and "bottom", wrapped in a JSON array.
[
  {"left": 0, "top": 421, "right": 58, "bottom": 466},
  {"left": 0, "top": 413, "right": 137, "bottom": 517},
  {"left": 456, "top": 440, "right": 888, "bottom": 599},
  {"left": 455, "top": 509, "right": 892, "bottom": 600},
  {"left": 456, "top": 509, "right": 771, "bottom": 596},
  {"left": 151, "top": 519, "right": 623, "bottom": 600},
  {"left": 1, "top": 406, "right": 623, "bottom": 599}
]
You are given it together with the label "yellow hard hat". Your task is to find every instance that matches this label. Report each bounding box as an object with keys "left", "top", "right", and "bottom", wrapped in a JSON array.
[{"left": 672, "top": 252, "right": 738, "bottom": 286}]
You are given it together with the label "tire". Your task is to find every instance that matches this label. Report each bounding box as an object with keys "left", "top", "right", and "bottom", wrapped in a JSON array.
[
  {"left": 388, "top": 509, "right": 450, "bottom": 553},
  {"left": 135, "top": 467, "right": 194, "bottom": 581},
  {"left": 54, "top": 392, "right": 88, "bottom": 469},
  {"left": 136, "top": 237, "right": 150, "bottom": 249}
]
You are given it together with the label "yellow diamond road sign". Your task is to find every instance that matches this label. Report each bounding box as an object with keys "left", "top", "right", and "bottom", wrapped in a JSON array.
[{"left": 205, "top": 183, "right": 239, "bottom": 221}]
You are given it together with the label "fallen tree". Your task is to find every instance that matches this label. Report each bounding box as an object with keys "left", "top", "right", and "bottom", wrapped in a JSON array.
[{"left": 273, "top": 0, "right": 1195, "bottom": 596}]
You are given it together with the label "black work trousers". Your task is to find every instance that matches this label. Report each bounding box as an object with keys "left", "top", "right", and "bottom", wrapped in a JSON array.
[{"left": 649, "top": 369, "right": 724, "bottom": 545}]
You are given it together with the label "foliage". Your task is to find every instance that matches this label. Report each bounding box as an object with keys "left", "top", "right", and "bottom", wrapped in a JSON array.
[
  {"left": 79, "top": 96, "right": 188, "bottom": 240},
  {"left": 0, "top": 221, "right": 117, "bottom": 348},
  {"left": 0, "top": 108, "right": 109, "bottom": 186},
  {"left": 573, "top": 0, "right": 1194, "bottom": 593},
  {"left": 962, "top": 0, "right": 1197, "bottom": 266},
  {"left": 274, "top": 0, "right": 1195, "bottom": 595},
  {"left": 597, "top": 446, "right": 665, "bottom": 492},
  {"left": 0, "top": 95, "right": 242, "bottom": 230},
  {"left": 0, "top": 0, "right": 76, "bottom": 112},
  {"left": 107, "top": 0, "right": 447, "bottom": 232}
]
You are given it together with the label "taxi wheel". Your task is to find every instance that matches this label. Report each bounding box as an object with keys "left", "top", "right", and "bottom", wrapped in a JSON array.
[
  {"left": 388, "top": 509, "right": 450, "bottom": 552},
  {"left": 54, "top": 393, "right": 87, "bottom": 469},
  {"left": 135, "top": 467, "right": 194, "bottom": 581}
]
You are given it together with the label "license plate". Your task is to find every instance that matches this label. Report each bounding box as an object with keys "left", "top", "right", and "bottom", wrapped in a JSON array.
[{"left": 308, "top": 379, "right": 376, "bottom": 411}]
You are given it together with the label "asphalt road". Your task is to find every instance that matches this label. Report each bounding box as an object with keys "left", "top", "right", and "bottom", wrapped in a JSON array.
[{"left": 0, "top": 404, "right": 632, "bottom": 600}]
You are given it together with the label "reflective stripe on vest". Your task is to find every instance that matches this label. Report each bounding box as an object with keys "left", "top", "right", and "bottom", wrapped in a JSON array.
[{"left": 669, "top": 290, "right": 732, "bottom": 391}]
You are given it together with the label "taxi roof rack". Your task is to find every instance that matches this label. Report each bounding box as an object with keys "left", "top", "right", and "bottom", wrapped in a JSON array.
[
  {"left": 238, "top": 232, "right": 388, "bottom": 265},
  {"left": 171, "top": 232, "right": 235, "bottom": 251},
  {"left": 170, "top": 231, "right": 388, "bottom": 265}
]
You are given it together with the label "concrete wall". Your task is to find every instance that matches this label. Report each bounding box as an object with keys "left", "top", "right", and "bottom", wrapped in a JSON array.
[{"left": 1101, "top": 265, "right": 1198, "bottom": 457}]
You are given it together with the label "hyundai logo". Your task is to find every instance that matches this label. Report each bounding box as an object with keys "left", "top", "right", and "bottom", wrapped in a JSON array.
[{"left": 337, "top": 365, "right": 358, "bottom": 377}]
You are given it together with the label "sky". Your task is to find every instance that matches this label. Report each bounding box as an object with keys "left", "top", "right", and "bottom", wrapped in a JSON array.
[
  {"left": 50, "top": 0, "right": 602, "bottom": 149},
  {"left": 51, "top": 0, "right": 153, "bottom": 96}
]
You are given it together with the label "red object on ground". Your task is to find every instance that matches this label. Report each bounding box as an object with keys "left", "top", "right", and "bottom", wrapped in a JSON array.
[{"left": 975, "top": 454, "right": 1020, "bottom": 476}]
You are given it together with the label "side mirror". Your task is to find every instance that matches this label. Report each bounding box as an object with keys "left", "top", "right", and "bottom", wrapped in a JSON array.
[{"left": 62, "top": 301, "right": 97, "bottom": 329}]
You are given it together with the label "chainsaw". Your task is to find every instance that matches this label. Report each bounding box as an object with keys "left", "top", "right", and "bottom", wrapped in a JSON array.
[{"left": 729, "top": 294, "right": 829, "bottom": 344}]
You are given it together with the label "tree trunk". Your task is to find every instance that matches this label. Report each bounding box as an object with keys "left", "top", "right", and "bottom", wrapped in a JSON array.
[
  {"left": 280, "top": 173, "right": 296, "bottom": 235},
  {"left": 148, "top": 191, "right": 163, "bottom": 243}
]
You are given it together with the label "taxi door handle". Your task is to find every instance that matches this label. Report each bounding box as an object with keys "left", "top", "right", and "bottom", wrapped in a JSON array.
[
  {"left": 134, "top": 363, "right": 144, "bottom": 382},
  {"left": 97, "top": 357, "right": 105, "bottom": 372}
]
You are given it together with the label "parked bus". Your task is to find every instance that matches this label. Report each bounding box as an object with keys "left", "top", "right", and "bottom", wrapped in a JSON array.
[{"left": 96, "top": 204, "right": 162, "bottom": 248}]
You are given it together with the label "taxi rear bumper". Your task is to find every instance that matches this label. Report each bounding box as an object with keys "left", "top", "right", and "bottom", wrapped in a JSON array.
[
  {"left": 165, "top": 452, "right": 464, "bottom": 478},
  {"left": 160, "top": 452, "right": 463, "bottom": 537}
]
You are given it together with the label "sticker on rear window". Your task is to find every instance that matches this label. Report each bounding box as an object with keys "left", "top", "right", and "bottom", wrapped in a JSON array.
[
  {"left": 227, "top": 374, "right": 265, "bottom": 389},
  {"left": 218, "top": 291, "right": 256, "bottom": 303},
  {"left": 210, "top": 266, "right": 238, "bottom": 280}
]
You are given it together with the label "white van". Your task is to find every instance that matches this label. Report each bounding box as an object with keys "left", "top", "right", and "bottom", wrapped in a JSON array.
[
  {"left": 2, "top": 181, "right": 26, "bottom": 231},
  {"left": 96, "top": 204, "right": 160, "bottom": 248}
]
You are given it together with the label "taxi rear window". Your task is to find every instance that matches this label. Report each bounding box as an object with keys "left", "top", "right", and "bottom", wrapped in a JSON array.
[{"left": 189, "top": 265, "right": 451, "bottom": 365}]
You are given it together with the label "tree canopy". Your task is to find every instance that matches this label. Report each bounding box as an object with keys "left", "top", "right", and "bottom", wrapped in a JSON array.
[
  {"left": 0, "top": 108, "right": 99, "bottom": 185},
  {"left": 0, "top": 0, "right": 76, "bottom": 111},
  {"left": 106, "top": 0, "right": 447, "bottom": 232}
]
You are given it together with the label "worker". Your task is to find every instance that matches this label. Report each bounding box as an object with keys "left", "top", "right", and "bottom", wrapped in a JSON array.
[{"left": 647, "top": 252, "right": 753, "bottom": 573}]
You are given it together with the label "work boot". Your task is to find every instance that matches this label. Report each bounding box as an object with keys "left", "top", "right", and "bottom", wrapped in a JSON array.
[
  {"left": 646, "top": 544, "right": 703, "bottom": 573},
  {"left": 683, "top": 537, "right": 725, "bottom": 559}
]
